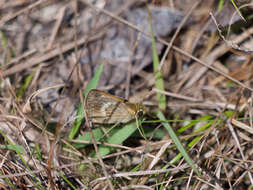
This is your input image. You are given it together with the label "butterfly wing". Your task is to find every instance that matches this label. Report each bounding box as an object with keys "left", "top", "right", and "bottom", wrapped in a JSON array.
[{"left": 85, "top": 90, "right": 135, "bottom": 124}]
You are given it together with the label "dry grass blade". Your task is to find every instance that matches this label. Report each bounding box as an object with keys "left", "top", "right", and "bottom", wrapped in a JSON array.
[
  {"left": 226, "top": 120, "right": 253, "bottom": 186},
  {"left": 2, "top": 0, "right": 253, "bottom": 189},
  {"left": 22, "top": 84, "right": 65, "bottom": 113},
  {"left": 232, "top": 119, "right": 253, "bottom": 134}
]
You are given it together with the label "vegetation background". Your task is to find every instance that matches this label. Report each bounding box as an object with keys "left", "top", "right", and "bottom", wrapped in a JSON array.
[{"left": 0, "top": 0, "right": 253, "bottom": 189}]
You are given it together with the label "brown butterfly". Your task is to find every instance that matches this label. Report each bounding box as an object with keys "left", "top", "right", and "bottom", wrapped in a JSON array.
[{"left": 85, "top": 89, "right": 145, "bottom": 124}]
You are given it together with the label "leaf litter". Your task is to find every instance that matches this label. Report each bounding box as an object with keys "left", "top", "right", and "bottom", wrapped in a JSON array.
[{"left": 0, "top": 0, "right": 253, "bottom": 189}]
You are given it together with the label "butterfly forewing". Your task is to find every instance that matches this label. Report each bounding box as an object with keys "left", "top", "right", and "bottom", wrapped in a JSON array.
[{"left": 85, "top": 90, "right": 136, "bottom": 124}]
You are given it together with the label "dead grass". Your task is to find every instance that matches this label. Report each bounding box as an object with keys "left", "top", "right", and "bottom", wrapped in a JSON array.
[{"left": 0, "top": 0, "right": 253, "bottom": 189}]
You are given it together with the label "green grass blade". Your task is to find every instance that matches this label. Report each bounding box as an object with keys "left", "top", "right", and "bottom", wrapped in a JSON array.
[
  {"left": 69, "top": 62, "right": 104, "bottom": 139},
  {"left": 74, "top": 122, "right": 138, "bottom": 157},
  {"left": 177, "top": 115, "right": 213, "bottom": 133},
  {"left": 73, "top": 122, "right": 138, "bottom": 157},
  {"left": 230, "top": 0, "right": 246, "bottom": 22},
  {"left": 97, "top": 122, "right": 137, "bottom": 157},
  {"left": 17, "top": 73, "right": 34, "bottom": 99},
  {"left": 217, "top": 0, "right": 224, "bottom": 10},
  {"left": 82, "top": 62, "right": 104, "bottom": 96},
  {"left": 147, "top": 6, "right": 166, "bottom": 110},
  {"left": 35, "top": 142, "right": 43, "bottom": 162},
  {"left": 0, "top": 130, "right": 44, "bottom": 189},
  {"left": 0, "top": 144, "right": 25, "bottom": 153},
  {"left": 0, "top": 30, "right": 8, "bottom": 51},
  {"left": 58, "top": 171, "right": 78, "bottom": 190},
  {"left": 73, "top": 128, "right": 104, "bottom": 149},
  {"left": 156, "top": 111, "right": 201, "bottom": 176}
]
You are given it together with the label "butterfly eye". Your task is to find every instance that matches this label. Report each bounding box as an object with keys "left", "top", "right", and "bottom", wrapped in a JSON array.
[{"left": 137, "top": 109, "right": 144, "bottom": 118}]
